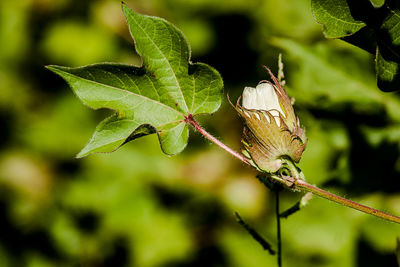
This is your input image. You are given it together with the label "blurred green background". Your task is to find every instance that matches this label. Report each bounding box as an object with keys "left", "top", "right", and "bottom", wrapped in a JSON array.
[{"left": 1, "top": 0, "right": 400, "bottom": 266}]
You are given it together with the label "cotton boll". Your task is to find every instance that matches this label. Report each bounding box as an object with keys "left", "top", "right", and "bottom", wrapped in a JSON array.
[{"left": 236, "top": 67, "right": 308, "bottom": 174}]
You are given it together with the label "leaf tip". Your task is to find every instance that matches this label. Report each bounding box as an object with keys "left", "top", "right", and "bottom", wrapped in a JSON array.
[
  {"left": 121, "top": 1, "right": 134, "bottom": 16},
  {"left": 44, "top": 65, "right": 57, "bottom": 72},
  {"left": 45, "top": 65, "right": 69, "bottom": 76},
  {"left": 75, "top": 141, "right": 97, "bottom": 158},
  {"left": 75, "top": 150, "right": 88, "bottom": 159}
]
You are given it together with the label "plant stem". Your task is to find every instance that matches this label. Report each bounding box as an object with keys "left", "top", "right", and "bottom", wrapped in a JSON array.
[
  {"left": 271, "top": 175, "right": 400, "bottom": 224},
  {"left": 186, "top": 116, "right": 400, "bottom": 224},
  {"left": 185, "top": 115, "right": 250, "bottom": 165},
  {"left": 294, "top": 179, "right": 400, "bottom": 224},
  {"left": 275, "top": 190, "right": 282, "bottom": 267}
]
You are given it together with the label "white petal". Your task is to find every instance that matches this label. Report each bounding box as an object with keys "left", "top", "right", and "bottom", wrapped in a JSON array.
[
  {"left": 242, "top": 87, "right": 257, "bottom": 109},
  {"left": 256, "top": 83, "right": 284, "bottom": 116},
  {"left": 255, "top": 85, "right": 267, "bottom": 110}
]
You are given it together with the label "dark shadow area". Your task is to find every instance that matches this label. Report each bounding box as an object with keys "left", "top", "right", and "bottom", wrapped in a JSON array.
[
  {"left": 195, "top": 13, "right": 259, "bottom": 89},
  {"left": 151, "top": 184, "right": 193, "bottom": 209},
  {"left": 307, "top": 103, "right": 388, "bottom": 127},
  {"left": 0, "top": 193, "right": 64, "bottom": 265},
  {"left": 342, "top": 27, "right": 376, "bottom": 55},
  {"left": 0, "top": 109, "right": 13, "bottom": 149},
  {"left": 346, "top": 127, "right": 400, "bottom": 194},
  {"left": 54, "top": 158, "right": 83, "bottom": 176},
  {"left": 102, "top": 236, "right": 131, "bottom": 267},
  {"left": 356, "top": 237, "right": 397, "bottom": 267},
  {"left": 73, "top": 210, "right": 101, "bottom": 234},
  {"left": 307, "top": 103, "right": 400, "bottom": 194}
]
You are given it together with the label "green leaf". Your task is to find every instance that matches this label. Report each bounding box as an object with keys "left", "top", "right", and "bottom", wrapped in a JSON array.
[
  {"left": 380, "top": 9, "right": 400, "bottom": 48},
  {"left": 311, "top": 0, "right": 400, "bottom": 91},
  {"left": 311, "top": 0, "right": 366, "bottom": 38},
  {"left": 376, "top": 47, "right": 400, "bottom": 92},
  {"left": 370, "top": 0, "right": 385, "bottom": 8},
  {"left": 46, "top": 4, "right": 223, "bottom": 157},
  {"left": 374, "top": 8, "right": 400, "bottom": 91}
]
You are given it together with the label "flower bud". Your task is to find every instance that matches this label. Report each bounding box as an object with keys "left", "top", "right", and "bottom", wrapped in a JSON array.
[
  {"left": 242, "top": 83, "right": 283, "bottom": 126},
  {"left": 234, "top": 66, "right": 307, "bottom": 173}
]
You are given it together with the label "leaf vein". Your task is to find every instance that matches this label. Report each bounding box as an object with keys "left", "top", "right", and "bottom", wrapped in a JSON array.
[
  {"left": 128, "top": 12, "right": 189, "bottom": 113},
  {"left": 63, "top": 70, "right": 184, "bottom": 116}
]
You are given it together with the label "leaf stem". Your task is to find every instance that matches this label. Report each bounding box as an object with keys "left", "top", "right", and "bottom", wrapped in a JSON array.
[
  {"left": 186, "top": 116, "right": 400, "bottom": 224},
  {"left": 185, "top": 115, "right": 250, "bottom": 164}
]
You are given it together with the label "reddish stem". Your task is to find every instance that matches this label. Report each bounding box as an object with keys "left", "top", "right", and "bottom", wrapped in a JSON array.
[
  {"left": 185, "top": 114, "right": 250, "bottom": 165},
  {"left": 293, "top": 179, "right": 400, "bottom": 224}
]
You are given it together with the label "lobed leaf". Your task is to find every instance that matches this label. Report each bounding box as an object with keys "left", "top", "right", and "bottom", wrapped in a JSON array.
[{"left": 47, "top": 4, "right": 223, "bottom": 157}]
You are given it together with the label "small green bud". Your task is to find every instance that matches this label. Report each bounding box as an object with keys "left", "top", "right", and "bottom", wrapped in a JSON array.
[{"left": 234, "top": 66, "right": 307, "bottom": 173}]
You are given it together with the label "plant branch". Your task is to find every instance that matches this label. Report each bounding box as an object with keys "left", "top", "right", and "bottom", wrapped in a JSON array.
[
  {"left": 186, "top": 115, "right": 400, "bottom": 224},
  {"left": 271, "top": 175, "right": 400, "bottom": 224},
  {"left": 185, "top": 115, "right": 250, "bottom": 165}
]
